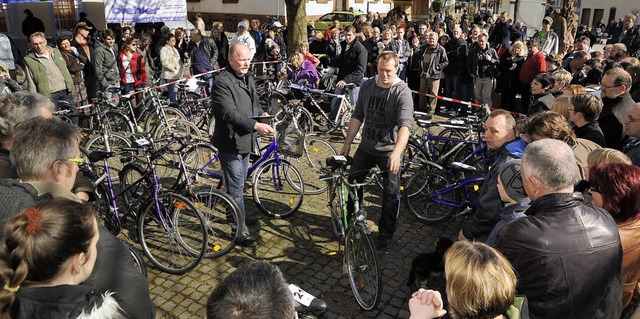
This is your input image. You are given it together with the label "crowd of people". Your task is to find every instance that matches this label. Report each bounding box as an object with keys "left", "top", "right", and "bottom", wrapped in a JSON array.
[{"left": 1, "top": 6, "right": 640, "bottom": 319}]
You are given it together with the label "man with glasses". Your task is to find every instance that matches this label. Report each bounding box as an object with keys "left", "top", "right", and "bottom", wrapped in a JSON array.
[
  {"left": 623, "top": 103, "right": 640, "bottom": 165},
  {"left": 0, "top": 116, "right": 155, "bottom": 318},
  {"left": 598, "top": 67, "right": 635, "bottom": 150},
  {"left": 568, "top": 93, "right": 606, "bottom": 147}
]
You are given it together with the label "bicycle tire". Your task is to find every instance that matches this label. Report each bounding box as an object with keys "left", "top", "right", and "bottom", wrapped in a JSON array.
[
  {"left": 373, "top": 139, "right": 431, "bottom": 190},
  {"left": 90, "top": 110, "right": 135, "bottom": 134},
  {"left": 259, "top": 91, "right": 288, "bottom": 115},
  {"left": 153, "top": 118, "right": 204, "bottom": 169},
  {"left": 181, "top": 142, "right": 223, "bottom": 189},
  {"left": 252, "top": 158, "right": 304, "bottom": 218},
  {"left": 435, "top": 128, "right": 467, "bottom": 158},
  {"left": 126, "top": 244, "right": 148, "bottom": 278},
  {"left": 327, "top": 182, "right": 346, "bottom": 241},
  {"left": 404, "top": 167, "right": 461, "bottom": 224},
  {"left": 143, "top": 106, "right": 188, "bottom": 131},
  {"left": 120, "top": 164, "right": 152, "bottom": 207},
  {"left": 288, "top": 136, "right": 337, "bottom": 195},
  {"left": 345, "top": 222, "right": 381, "bottom": 311},
  {"left": 84, "top": 132, "right": 132, "bottom": 181},
  {"left": 192, "top": 187, "right": 241, "bottom": 258},
  {"left": 137, "top": 192, "right": 207, "bottom": 275}
]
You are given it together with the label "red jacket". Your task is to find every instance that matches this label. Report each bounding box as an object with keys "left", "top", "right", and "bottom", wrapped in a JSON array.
[
  {"left": 518, "top": 50, "right": 546, "bottom": 84},
  {"left": 117, "top": 52, "right": 147, "bottom": 86}
]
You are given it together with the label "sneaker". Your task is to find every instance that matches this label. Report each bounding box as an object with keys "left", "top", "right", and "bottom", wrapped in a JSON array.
[
  {"left": 374, "top": 233, "right": 393, "bottom": 251},
  {"left": 237, "top": 234, "right": 257, "bottom": 247}
]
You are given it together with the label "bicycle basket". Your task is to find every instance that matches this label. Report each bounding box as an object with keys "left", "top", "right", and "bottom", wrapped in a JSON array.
[{"left": 276, "top": 120, "right": 304, "bottom": 158}]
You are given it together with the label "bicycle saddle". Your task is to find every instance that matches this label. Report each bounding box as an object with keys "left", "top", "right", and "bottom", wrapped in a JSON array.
[
  {"left": 108, "top": 87, "right": 120, "bottom": 93},
  {"left": 325, "top": 155, "right": 353, "bottom": 169},
  {"left": 120, "top": 94, "right": 135, "bottom": 102},
  {"left": 196, "top": 80, "right": 208, "bottom": 87},
  {"left": 88, "top": 150, "right": 115, "bottom": 163}
]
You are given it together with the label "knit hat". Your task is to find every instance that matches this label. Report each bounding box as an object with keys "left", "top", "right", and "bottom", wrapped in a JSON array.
[{"left": 499, "top": 160, "right": 528, "bottom": 202}]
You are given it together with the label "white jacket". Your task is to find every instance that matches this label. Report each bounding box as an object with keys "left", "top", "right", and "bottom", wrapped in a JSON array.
[{"left": 160, "top": 45, "right": 182, "bottom": 80}]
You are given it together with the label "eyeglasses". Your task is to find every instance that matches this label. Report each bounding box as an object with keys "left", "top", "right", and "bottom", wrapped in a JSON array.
[
  {"left": 601, "top": 84, "right": 620, "bottom": 90},
  {"left": 627, "top": 116, "right": 640, "bottom": 123},
  {"left": 589, "top": 186, "right": 600, "bottom": 193},
  {"left": 66, "top": 157, "right": 84, "bottom": 164}
]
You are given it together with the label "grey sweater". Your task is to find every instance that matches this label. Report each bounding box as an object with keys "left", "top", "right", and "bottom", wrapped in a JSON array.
[{"left": 352, "top": 76, "right": 414, "bottom": 154}]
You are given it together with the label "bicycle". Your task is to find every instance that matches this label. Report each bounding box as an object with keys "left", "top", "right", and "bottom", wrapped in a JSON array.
[
  {"left": 289, "top": 83, "right": 355, "bottom": 138},
  {"left": 184, "top": 115, "right": 306, "bottom": 218},
  {"left": 275, "top": 99, "right": 338, "bottom": 195},
  {"left": 320, "top": 155, "right": 381, "bottom": 311},
  {"left": 119, "top": 135, "right": 241, "bottom": 258},
  {"left": 87, "top": 137, "right": 208, "bottom": 275}
]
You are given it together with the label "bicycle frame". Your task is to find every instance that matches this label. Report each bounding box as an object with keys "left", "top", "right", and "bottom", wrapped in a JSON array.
[{"left": 430, "top": 176, "right": 486, "bottom": 209}]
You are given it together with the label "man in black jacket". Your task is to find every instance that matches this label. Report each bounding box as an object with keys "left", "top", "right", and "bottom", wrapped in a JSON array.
[
  {"left": 211, "top": 43, "right": 274, "bottom": 247},
  {"left": 188, "top": 28, "right": 219, "bottom": 95},
  {"left": 495, "top": 139, "right": 622, "bottom": 319},
  {"left": 443, "top": 27, "right": 469, "bottom": 115},
  {"left": 327, "top": 25, "right": 367, "bottom": 126},
  {"left": 599, "top": 67, "right": 635, "bottom": 150},
  {"left": 568, "top": 93, "right": 606, "bottom": 147},
  {"left": 459, "top": 110, "right": 524, "bottom": 242}
]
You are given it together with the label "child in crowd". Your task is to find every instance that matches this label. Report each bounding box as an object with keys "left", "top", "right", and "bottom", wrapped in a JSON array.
[{"left": 486, "top": 159, "right": 530, "bottom": 246}]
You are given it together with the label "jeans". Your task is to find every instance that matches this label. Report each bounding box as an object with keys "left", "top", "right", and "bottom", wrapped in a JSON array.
[
  {"left": 103, "top": 82, "right": 120, "bottom": 101},
  {"left": 219, "top": 152, "right": 250, "bottom": 234},
  {"left": 201, "top": 73, "right": 214, "bottom": 96},
  {"left": 397, "top": 63, "right": 407, "bottom": 81},
  {"left": 165, "top": 79, "right": 177, "bottom": 106},
  {"left": 329, "top": 85, "right": 360, "bottom": 123},
  {"left": 348, "top": 148, "right": 401, "bottom": 236}
]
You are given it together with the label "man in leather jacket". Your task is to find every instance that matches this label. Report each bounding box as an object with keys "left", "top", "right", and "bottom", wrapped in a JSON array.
[{"left": 495, "top": 139, "right": 622, "bottom": 319}]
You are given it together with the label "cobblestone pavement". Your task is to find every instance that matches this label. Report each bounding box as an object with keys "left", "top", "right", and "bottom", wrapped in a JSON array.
[{"left": 139, "top": 116, "right": 462, "bottom": 319}]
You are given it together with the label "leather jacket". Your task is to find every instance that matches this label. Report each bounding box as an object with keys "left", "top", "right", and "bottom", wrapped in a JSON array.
[
  {"left": 619, "top": 219, "right": 640, "bottom": 309},
  {"left": 495, "top": 193, "right": 623, "bottom": 319}
]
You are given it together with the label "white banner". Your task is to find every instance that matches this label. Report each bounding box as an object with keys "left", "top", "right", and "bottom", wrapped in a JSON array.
[{"left": 105, "top": 0, "right": 187, "bottom": 23}]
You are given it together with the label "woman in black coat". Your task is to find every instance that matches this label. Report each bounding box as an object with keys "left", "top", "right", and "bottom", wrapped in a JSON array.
[{"left": 497, "top": 40, "right": 526, "bottom": 112}]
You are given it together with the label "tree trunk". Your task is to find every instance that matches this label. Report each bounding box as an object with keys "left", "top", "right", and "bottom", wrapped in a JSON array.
[{"left": 285, "top": 0, "right": 306, "bottom": 58}]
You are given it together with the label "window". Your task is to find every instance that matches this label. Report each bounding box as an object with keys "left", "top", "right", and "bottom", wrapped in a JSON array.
[
  {"left": 580, "top": 8, "right": 591, "bottom": 27},
  {"left": 319, "top": 13, "right": 336, "bottom": 22},
  {"left": 53, "top": 0, "right": 77, "bottom": 31}
]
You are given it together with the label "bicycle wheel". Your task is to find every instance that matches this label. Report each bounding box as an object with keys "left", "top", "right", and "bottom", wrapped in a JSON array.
[
  {"left": 137, "top": 192, "right": 207, "bottom": 275},
  {"left": 288, "top": 136, "right": 337, "bottom": 195},
  {"left": 252, "top": 158, "right": 304, "bottom": 218},
  {"left": 126, "top": 244, "right": 148, "bottom": 278},
  {"left": 182, "top": 142, "right": 223, "bottom": 189},
  {"left": 153, "top": 118, "right": 204, "bottom": 175},
  {"left": 192, "top": 187, "right": 241, "bottom": 258},
  {"left": 345, "top": 222, "right": 381, "bottom": 311},
  {"left": 404, "top": 167, "right": 461, "bottom": 224},
  {"left": 143, "top": 106, "right": 188, "bottom": 130},
  {"left": 327, "top": 182, "right": 346, "bottom": 241},
  {"left": 120, "top": 164, "right": 151, "bottom": 206},
  {"left": 435, "top": 128, "right": 467, "bottom": 157},
  {"left": 84, "top": 132, "right": 132, "bottom": 181},
  {"left": 259, "top": 91, "right": 287, "bottom": 115}
]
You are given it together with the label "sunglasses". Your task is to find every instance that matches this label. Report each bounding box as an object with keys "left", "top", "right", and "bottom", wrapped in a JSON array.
[{"left": 66, "top": 157, "right": 85, "bottom": 164}]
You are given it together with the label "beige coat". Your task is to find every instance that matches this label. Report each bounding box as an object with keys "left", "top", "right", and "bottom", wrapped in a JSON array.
[{"left": 160, "top": 45, "right": 182, "bottom": 80}]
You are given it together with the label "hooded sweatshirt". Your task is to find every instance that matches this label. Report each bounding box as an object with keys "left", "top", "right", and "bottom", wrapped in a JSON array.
[{"left": 351, "top": 76, "right": 414, "bottom": 154}]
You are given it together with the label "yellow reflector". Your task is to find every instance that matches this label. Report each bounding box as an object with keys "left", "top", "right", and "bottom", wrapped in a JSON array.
[
  {"left": 400, "top": 186, "right": 405, "bottom": 191},
  {"left": 312, "top": 147, "right": 319, "bottom": 152},
  {"left": 289, "top": 198, "right": 294, "bottom": 205},
  {"left": 328, "top": 251, "right": 337, "bottom": 255},
  {"left": 213, "top": 245, "right": 221, "bottom": 252},
  {"left": 473, "top": 185, "right": 480, "bottom": 191}
]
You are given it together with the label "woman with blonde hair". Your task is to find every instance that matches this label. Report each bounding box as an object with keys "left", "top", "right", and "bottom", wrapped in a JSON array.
[
  {"left": 497, "top": 40, "right": 526, "bottom": 111},
  {"left": 289, "top": 52, "right": 318, "bottom": 88},
  {"left": 160, "top": 32, "right": 182, "bottom": 106},
  {"left": 409, "top": 241, "right": 524, "bottom": 319}
]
